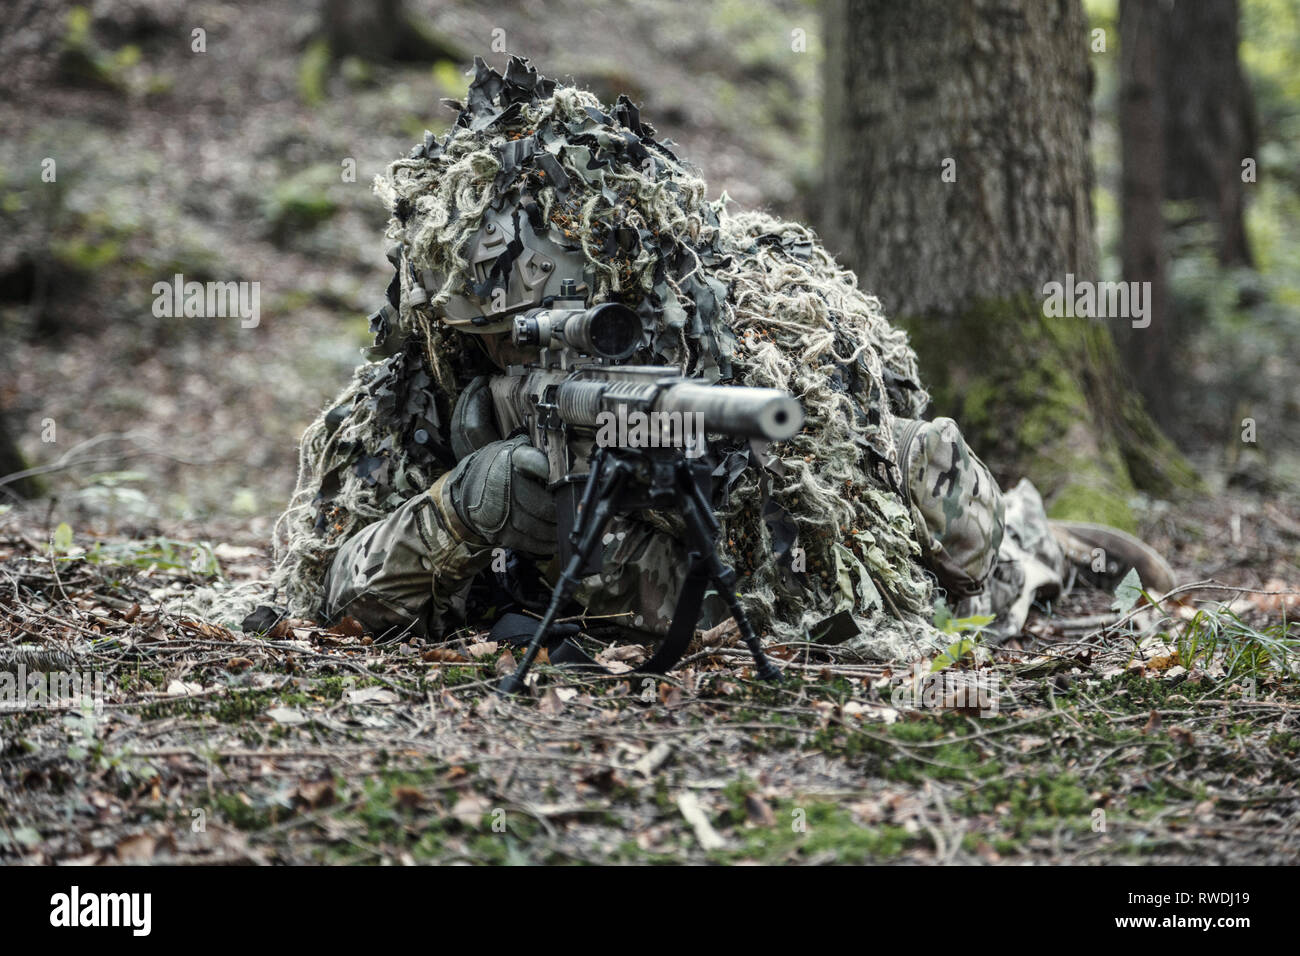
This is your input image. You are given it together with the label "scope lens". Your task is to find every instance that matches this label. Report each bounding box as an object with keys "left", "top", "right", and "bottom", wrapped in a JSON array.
[{"left": 573, "top": 304, "right": 641, "bottom": 360}]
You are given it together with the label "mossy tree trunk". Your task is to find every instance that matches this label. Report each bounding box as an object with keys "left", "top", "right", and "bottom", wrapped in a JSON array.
[{"left": 821, "top": 0, "right": 1197, "bottom": 531}]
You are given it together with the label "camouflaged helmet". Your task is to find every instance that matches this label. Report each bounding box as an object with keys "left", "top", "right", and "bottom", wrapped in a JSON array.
[{"left": 418, "top": 201, "right": 590, "bottom": 335}]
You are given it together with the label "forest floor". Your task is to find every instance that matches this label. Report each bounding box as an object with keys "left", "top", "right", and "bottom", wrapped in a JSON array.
[
  {"left": 2, "top": 2, "right": 1298, "bottom": 865},
  {"left": 1, "top": 493, "right": 1297, "bottom": 865}
]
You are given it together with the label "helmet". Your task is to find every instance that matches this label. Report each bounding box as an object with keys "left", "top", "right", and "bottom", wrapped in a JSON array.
[{"left": 420, "top": 204, "right": 588, "bottom": 335}]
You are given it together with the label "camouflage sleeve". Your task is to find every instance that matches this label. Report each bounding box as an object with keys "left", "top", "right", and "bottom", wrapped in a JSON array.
[{"left": 323, "top": 473, "right": 496, "bottom": 638}]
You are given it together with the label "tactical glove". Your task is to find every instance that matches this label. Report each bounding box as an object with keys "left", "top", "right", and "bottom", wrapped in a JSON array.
[
  {"left": 446, "top": 435, "right": 557, "bottom": 556},
  {"left": 450, "top": 375, "right": 502, "bottom": 461}
]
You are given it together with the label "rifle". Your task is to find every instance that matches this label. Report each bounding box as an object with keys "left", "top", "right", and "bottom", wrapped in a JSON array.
[{"left": 489, "top": 298, "right": 803, "bottom": 695}]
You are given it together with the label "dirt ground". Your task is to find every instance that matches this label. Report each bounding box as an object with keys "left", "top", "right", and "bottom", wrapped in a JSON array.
[
  {"left": 1, "top": 1, "right": 1297, "bottom": 864},
  {"left": 1, "top": 491, "right": 1297, "bottom": 865}
]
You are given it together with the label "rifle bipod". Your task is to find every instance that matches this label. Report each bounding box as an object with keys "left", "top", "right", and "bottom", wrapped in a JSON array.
[{"left": 496, "top": 448, "right": 782, "bottom": 696}]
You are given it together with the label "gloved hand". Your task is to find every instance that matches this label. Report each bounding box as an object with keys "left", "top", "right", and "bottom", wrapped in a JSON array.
[
  {"left": 446, "top": 435, "right": 557, "bottom": 556},
  {"left": 450, "top": 375, "right": 502, "bottom": 461}
]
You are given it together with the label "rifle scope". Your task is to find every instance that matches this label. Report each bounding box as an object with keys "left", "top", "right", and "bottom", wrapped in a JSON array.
[{"left": 512, "top": 303, "right": 642, "bottom": 360}]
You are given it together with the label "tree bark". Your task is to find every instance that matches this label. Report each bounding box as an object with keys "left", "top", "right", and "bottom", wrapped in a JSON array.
[
  {"left": 320, "top": 0, "right": 464, "bottom": 64},
  {"left": 1120, "top": 0, "right": 1173, "bottom": 423},
  {"left": 0, "top": 416, "right": 41, "bottom": 501},
  {"left": 822, "top": 0, "right": 1196, "bottom": 530},
  {"left": 1157, "top": 0, "right": 1255, "bottom": 267}
]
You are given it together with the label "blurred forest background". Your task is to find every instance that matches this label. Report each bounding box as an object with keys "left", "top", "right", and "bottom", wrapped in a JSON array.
[{"left": 0, "top": 0, "right": 1296, "bottom": 547}]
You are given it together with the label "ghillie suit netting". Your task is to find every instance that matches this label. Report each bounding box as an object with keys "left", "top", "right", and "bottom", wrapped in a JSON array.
[{"left": 218, "top": 57, "right": 944, "bottom": 658}]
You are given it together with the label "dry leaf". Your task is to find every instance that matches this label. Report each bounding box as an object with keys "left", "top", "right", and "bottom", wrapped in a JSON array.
[
  {"left": 329, "top": 616, "right": 365, "bottom": 638},
  {"left": 179, "top": 619, "right": 233, "bottom": 640},
  {"left": 115, "top": 832, "right": 158, "bottom": 862},
  {"left": 744, "top": 793, "right": 776, "bottom": 827},
  {"left": 294, "top": 779, "right": 335, "bottom": 810},
  {"left": 346, "top": 686, "right": 399, "bottom": 705},
  {"left": 1147, "top": 653, "right": 1180, "bottom": 672},
  {"left": 267, "top": 706, "right": 307, "bottom": 725},
  {"left": 1250, "top": 579, "right": 1300, "bottom": 614},
  {"left": 598, "top": 644, "right": 647, "bottom": 663},
  {"left": 392, "top": 786, "right": 423, "bottom": 809},
  {"left": 422, "top": 647, "right": 468, "bottom": 663},
  {"left": 451, "top": 793, "right": 491, "bottom": 827},
  {"left": 658, "top": 683, "right": 682, "bottom": 707}
]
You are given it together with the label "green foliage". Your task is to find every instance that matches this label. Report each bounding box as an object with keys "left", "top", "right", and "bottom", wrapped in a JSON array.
[
  {"left": 298, "top": 37, "right": 332, "bottom": 106},
  {"left": 1110, "top": 567, "right": 1143, "bottom": 615},
  {"left": 57, "top": 6, "right": 146, "bottom": 92},
  {"left": 1171, "top": 604, "right": 1298, "bottom": 682},
  {"left": 78, "top": 536, "right": 223, "bottom": 578},
  {"left": 929, "top": 599, "right": 993, "bottom": 671},
  {"left": 51, "top": 522, "right": 73, "bottom": 554},
  {"left": 262, "top": 163, "right": 342, "bottom": 245}
]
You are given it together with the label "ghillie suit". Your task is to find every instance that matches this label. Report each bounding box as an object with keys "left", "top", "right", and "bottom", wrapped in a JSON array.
[{"left": 269, "top": 56, "right": 949, "bottom": 659}]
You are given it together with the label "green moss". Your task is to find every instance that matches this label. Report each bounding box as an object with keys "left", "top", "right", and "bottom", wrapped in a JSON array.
[
  {"left": 719, "top": 799, "right": 919, "bottom": 863},
  {"left": 896, "top": 292, "right": 1196, "bottom": 528},
  {"left": 262, "top": 164, "right": 341, "bottom": 244},
  {"left": 214, "top": 791, "right": 283, "bottom": 831},
  {"left": 1048, "top": 482, "right": 1137, "bottom": 533}
]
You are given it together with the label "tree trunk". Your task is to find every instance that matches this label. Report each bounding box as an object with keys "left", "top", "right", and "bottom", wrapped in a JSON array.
[
  {"left": 821, "top": 0, "right": 1196, "bottom": 531},
  {"left": 1157, "top": 0, "right": 1254, "bottom": 268},
  {"left": 0, "top": 416, "right": 41, "bottom": 501},
  {"left": 320, "top": 0, "right": 464, "bottom": 64},
  {"left": 1119, "top": 0, "right": 1173, "bottom": 423}
]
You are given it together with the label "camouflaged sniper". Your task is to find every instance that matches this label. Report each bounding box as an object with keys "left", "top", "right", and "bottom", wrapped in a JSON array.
[{"left": 269, "top": 55, "right": 1067, "bottom": 660}]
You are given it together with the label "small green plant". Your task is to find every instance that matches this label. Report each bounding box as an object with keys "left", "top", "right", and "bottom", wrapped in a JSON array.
[
  {"left": 931, "top": 600, "right": 994, "bottom": 672},
  {"left": 64, "top": 699, "right": 154, "bottom": 785},
  {"left": 51, "top": 522, "right": 74, "bottom": 554},
  {"left": 81, "top": 537, "right": 223, "bottom": 578},
  {"left": 1111, "top": 567, "right": 1144, "bottom": 615}
]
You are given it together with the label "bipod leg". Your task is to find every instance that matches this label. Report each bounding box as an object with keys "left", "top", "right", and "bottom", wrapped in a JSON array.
[
  {"left": 497, "top": 455, "right": 627, "bottom": 696},
  {"left": 677, "top": 466, "right": 782, "bottom": 683}
]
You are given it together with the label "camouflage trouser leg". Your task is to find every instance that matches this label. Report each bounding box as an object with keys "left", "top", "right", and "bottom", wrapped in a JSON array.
[
  {"left": 322, "top": 475, "right": 494, "bottom": 639},
  {"left": 957, "top": 478, "right": 1067, "bottom": 639}
]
